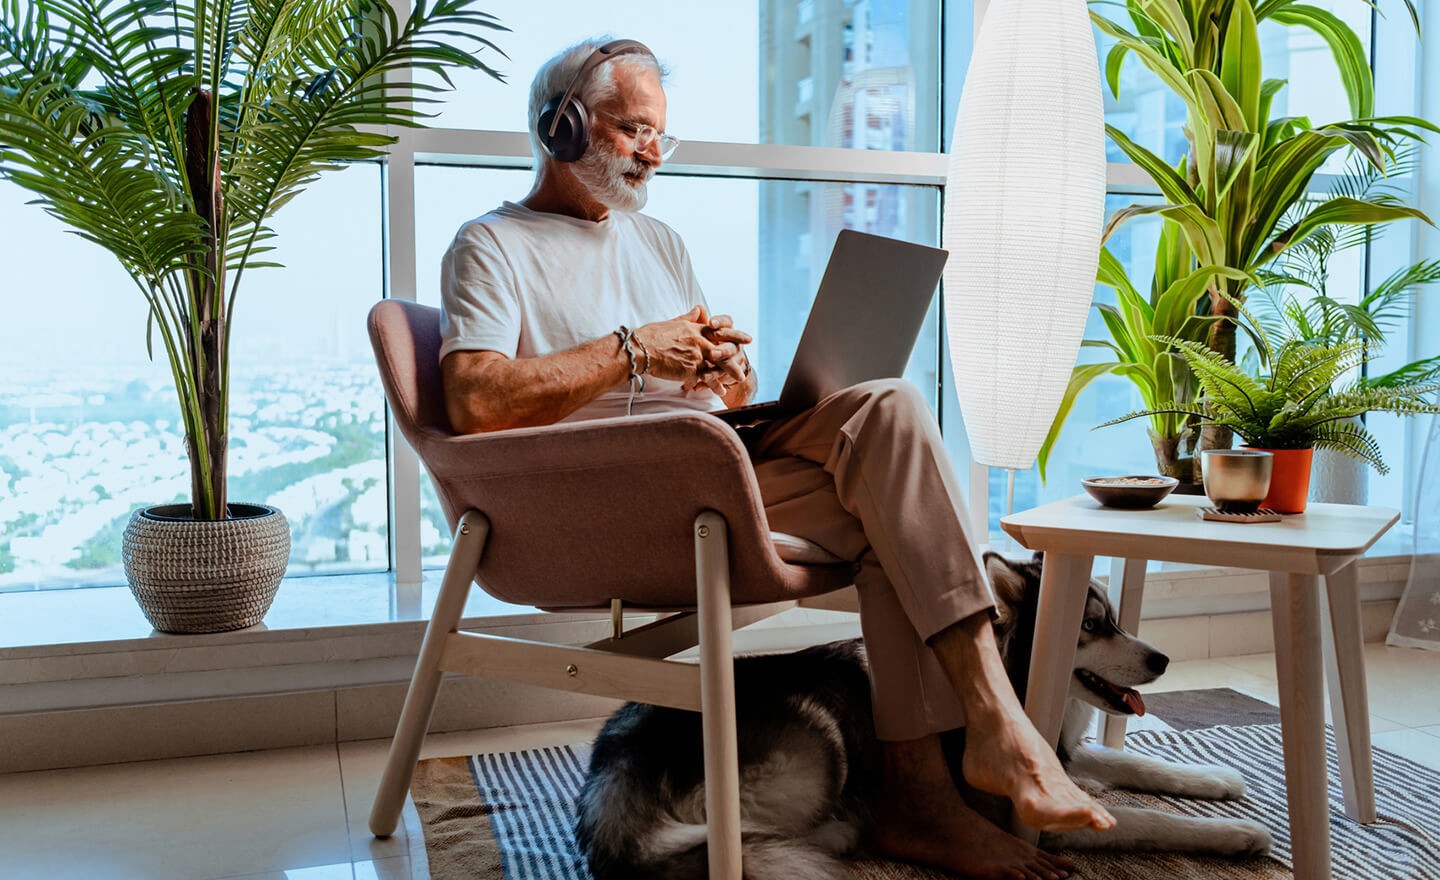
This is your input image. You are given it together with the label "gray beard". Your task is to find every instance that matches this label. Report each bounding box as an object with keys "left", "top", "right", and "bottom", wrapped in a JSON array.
[{"left": 573, "top": 145, "right": 652, "bottom": 212}]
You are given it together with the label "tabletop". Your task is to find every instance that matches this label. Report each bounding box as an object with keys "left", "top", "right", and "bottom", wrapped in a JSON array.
[{"left": 1000, "top": 494, "right": 1400, "bottom": 576}]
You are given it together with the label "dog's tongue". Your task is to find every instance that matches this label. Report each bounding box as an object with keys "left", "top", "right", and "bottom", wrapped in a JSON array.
[{"left": 1121, "top": 688, "right": 1146, "bottom": 716}]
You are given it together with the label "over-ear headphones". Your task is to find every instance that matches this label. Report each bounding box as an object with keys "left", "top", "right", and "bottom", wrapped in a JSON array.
[{"left": 537, "top": 39, "right": 656, "bottom": 163}]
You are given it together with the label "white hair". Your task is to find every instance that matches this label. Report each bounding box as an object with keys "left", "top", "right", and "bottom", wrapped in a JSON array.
[{"left": 527, "top": 37, "right": 666, "bottom": 167}]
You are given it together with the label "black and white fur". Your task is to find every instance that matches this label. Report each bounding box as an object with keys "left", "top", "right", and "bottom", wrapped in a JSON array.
[
  {"left": 985, "top": 551, "right": 1272, "bottom": 857},
  {"left": 574, "top": 553, "right": 1271, "bottom": 879},
  {"left": 574, "top": 640, "right": 879, "bottom": 880}
]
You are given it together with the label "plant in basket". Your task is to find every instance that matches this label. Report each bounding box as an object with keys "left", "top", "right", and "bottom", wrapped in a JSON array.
[{"left": 0, "top": 0, "right": 504, "bottom": 631}]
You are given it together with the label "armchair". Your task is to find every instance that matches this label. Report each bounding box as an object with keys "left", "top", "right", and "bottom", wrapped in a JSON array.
[{"left": 365, "top": 299, "right": 857, "bottom": 878}]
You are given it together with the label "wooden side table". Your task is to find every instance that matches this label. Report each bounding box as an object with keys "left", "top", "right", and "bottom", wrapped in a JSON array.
[{"left": 1001, "top": 494, "right": 1399, "bottom": 880}]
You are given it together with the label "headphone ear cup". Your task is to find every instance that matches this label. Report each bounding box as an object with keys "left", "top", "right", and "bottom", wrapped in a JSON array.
[{"left": 538, "top": 96, "right": 590, "bottom": 163}]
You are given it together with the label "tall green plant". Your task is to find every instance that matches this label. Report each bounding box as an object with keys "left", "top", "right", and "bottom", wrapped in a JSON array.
[
  {"left": 1041, "top": 0, "right": 1436, "bottom": 479},
  {"left": 0, "top": 0, "right": 505, "bottom": 520}
]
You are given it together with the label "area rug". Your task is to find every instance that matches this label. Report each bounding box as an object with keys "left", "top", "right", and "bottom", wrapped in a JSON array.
[{"left": 411, "top": 720, "right": 1440, "bottom": 880}]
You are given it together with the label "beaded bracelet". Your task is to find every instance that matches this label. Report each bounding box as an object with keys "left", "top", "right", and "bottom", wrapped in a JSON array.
[{"left": 614, "top": 325, "right": 645, "bottom": 415}]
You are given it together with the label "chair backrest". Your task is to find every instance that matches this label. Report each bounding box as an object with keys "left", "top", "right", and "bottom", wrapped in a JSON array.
[{"left": 368, "top": 300, "right": 455, "bottom": 448}]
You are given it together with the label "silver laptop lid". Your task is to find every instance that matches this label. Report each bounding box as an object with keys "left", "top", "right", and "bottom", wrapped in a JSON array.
[{"left": 776, "top": 229, "right": 948, "bottom": 411}]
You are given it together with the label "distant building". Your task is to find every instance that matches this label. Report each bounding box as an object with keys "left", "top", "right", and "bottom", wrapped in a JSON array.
[{"left": 758, "top": 0, "right": 940, "bottom": 385}]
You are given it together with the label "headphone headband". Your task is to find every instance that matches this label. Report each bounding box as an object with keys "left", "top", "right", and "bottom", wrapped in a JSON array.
[{"left": 545, "top": 39, "right": 655, "bottom": 141}]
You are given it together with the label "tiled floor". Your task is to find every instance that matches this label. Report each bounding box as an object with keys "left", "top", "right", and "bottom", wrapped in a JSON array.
[{"left": 3, "top": 644, "right": 1439, "bottom": 880}]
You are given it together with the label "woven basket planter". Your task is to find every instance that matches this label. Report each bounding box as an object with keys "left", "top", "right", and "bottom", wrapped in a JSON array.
[{"left": 122, "top": 503, "right": 291, "bottom": 634}]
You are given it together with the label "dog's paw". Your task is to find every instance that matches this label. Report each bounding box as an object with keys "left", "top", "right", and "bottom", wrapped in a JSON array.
[
  {"left": 1199, "top": 767, "right": 1247, "bottom": 800},
  {"left": 1164, "top": 765, "right": 1247, "bottom": 800},
  {"left": 1212, "top": 820, "right": 1273, "bottom": 857}
]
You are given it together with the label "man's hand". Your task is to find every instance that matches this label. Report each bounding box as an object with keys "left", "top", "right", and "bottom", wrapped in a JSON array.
[
  {"left": 632, "top": 306, "right": 715, "bottom": 381},
  {"left": 691, "top": 313, "right": 752, "bottom": 396},
  {"left": 633, "top": 307, "right": 753, "bottom": 396}
]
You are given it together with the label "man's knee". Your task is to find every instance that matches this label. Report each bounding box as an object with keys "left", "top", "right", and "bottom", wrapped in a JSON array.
[{"left": 851, "top": 377, "right": 930, "bottom": 419}]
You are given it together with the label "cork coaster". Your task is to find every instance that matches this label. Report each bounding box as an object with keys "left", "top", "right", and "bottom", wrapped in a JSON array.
[{"left": 1198, "top": 507, "right": 1283, "bottom": 523}]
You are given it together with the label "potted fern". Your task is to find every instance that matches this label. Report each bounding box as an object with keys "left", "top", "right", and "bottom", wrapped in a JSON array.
[
  {"left": 1040, "top": 0, "right": 1435, "bottom": 485},
  {"left": 1101, "top": 320, "right": 1440, "bottom": 513},
  {"left": 0, "top": 0, "right": 504, "bottom": 631},
  {"left": 1255, "top": 151, "right": 1440, "bottom": 502}
]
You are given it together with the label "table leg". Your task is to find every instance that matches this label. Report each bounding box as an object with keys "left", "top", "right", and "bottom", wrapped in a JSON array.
[
  {"left": 1269, "top": 571, "right": 1332, "bottom": 880},
  {"left": 1102, "top": 557, "right": 1147, "bottom": 750},
  {"left": 1322, "top": 561, "right": 1376, "bottom": 823},
  {"left": 1013, "top": 551, "right": 1095, "bottom": 841}
]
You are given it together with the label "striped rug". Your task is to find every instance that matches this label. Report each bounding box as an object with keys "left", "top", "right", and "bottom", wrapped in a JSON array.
[{"left": 410, "top": 724, "right": 1440, "bottom": 880}]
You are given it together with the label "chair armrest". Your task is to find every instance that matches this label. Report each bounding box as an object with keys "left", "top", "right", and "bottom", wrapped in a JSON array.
[{"left": 416, "top": 412, "right": 838, "bottom": 607}]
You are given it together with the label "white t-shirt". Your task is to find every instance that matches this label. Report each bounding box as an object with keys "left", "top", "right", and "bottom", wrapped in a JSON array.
[{"left": 439, "top": 201, "right": 726, "bottom": 422}]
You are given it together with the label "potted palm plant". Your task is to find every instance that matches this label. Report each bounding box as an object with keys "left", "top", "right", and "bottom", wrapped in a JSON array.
[
  {"left": 1100, "top": 316, "right": 1440, "bottom": 513},
  {"left": 1040, "top": 0, "right": 1435, "bottom": 484},
  {"left": 0, "top": 0, "right": 504, "bottom": 632}
]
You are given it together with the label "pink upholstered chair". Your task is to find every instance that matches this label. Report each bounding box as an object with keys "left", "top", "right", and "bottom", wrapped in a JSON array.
[{"left": 365, "top": 299, "right": 857, "bottom": 878}]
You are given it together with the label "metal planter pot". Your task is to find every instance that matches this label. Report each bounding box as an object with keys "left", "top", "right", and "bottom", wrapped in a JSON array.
[{"left": 122, "top": 503, "right": 291, "bottom": 634}]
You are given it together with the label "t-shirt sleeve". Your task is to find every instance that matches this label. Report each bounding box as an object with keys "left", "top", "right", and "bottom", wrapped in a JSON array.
[{"left": 438, "top": 223, "right": 521, "bottom": 362}]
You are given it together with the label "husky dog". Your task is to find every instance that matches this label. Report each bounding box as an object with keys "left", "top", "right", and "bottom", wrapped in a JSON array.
[
  {"left": 574, "top": 640, "right": 879, "bottom": 880},
  {"left": 983, "top": 552, "right": 1273, "bottom": 856},
  {"left": 574, "top": 553, "right": 1271, "bottom": 879}
]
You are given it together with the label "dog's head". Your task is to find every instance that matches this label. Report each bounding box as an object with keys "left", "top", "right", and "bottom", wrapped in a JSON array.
[{"left": 984, "top": 551, "right": 1169, "bottom": 717}]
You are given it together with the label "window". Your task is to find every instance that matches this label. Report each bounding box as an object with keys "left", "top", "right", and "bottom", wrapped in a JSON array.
[
  {"left": 0, "top": 168, "right": 386, "bottom": 592},
  {"left": 5, "top": 0, "right": 1433, "bottom": 601},
  {"left": 426, "top": 1, "right": 941, "bottom": 153}
]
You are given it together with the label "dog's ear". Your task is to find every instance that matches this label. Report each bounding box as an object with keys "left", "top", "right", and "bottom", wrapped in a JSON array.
[{"left": 984, "top": 552, "right": 1027, "bottom": 623}]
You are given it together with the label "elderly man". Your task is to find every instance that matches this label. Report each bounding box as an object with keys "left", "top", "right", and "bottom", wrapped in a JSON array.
[{"left": 438, "top": 37, "right": 1112, "bottom": 879}]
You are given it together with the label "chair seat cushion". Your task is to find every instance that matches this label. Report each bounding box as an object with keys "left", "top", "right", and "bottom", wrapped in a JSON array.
[{"left": 770, "top": 531, "right": 844, "bottom": 565}]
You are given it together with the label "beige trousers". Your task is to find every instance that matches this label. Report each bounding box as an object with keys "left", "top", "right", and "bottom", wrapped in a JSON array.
[{"left": 742, "top": 378, "right": 995, "bottom": 741}]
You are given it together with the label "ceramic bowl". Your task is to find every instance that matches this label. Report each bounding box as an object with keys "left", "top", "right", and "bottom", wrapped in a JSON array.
[{"left": 1081, "top": 475, "right": 1180, "bottom": 509}]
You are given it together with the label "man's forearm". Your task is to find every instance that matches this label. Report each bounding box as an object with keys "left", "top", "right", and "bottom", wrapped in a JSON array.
[{"left": 445, "top": 335, "right": 632, "bottom": 433}]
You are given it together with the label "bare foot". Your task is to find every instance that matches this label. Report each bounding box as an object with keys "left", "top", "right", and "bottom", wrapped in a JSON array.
[
  {"left": 930, "top": 614, "right": 1115, "bottom": 833},
  {"left": 960, "top": 701, "right": 1115, "bottom": 833},
  {"left": 873, "top": 737, "right": 1076, "bottom": 880}
]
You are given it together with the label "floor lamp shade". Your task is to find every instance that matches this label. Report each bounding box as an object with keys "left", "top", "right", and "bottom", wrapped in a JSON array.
[{"left": 943, "top": 0, "right": 1106, "bottom": 471}]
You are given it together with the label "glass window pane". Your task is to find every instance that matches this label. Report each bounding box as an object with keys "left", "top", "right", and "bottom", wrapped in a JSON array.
[
  {"left": 428, "top": 1, "right": 940, "bottom": 152},
  {"left": 0, "top": 168, "right": 386, "bottom": 592},
  {"left": 414, "top": 165, "right": 940, "bottom": 566}
]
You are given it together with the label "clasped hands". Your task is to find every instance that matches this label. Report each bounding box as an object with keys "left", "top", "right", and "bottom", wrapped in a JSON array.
[{"left": 633, "top": 305, "right": 752, "bottom": 398}]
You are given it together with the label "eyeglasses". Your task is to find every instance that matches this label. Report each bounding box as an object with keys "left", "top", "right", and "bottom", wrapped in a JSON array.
[{"left": 599, "top": 113, "right": 680, "bottom": 160}]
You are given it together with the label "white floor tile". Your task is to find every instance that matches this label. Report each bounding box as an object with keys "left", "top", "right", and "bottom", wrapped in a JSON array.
[
  {"left": 0, "top": 746, "right": 351, "bottom": 880},
  {"left": 1373, "top": 728, "right": 1440, "bottom": 772},
  {"left": 337, "top": 719, "right": 604, "bottom": 864},
  {"left": 354, "top": 856, "right": 422, "bottom": 880},
  {"left": 215, "top": 864, "right": 355, "bottom": 880},
  {"left": 1216, "top": 645, "right": 1440, "bottom": 729},
  {"left": 1137, "top": 658, "right": 1276, "bottom": 696}
]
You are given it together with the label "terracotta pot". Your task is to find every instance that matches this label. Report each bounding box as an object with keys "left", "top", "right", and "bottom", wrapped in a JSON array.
[{"left": 1243, "top": 447, "right": 1313, "bottom": 514}]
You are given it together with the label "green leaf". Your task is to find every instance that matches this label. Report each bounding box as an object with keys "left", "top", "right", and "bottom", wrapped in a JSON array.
[
  {"left": 1105, "top": 123, "right": 1201, "bottom": 205},
  {"left": 1269, "top": 5, "right": 1372, "bottom": 119},
  {"left": 1105, "top": 41, "right": 1131, "bottom": 99},
  {"left": 1091, "top": 10, "right": 1197, "bottom": 104},
  {"left": 1212, "top": 129, "right": 1259, "bottom": 203},
  {"left": 1265, "top": 197, "right": 1433, "bottom": 261},
  {"left": 1038, "top": 362, "right": 1121, "bottom": 481},
  {"left": 1220, "top": 0, "right": 1262, "bottom": 129}
]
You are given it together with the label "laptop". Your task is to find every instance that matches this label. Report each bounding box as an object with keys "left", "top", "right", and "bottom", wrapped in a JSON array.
[{"left": 716, "top": 229, "right": 948, "bottom": 426}]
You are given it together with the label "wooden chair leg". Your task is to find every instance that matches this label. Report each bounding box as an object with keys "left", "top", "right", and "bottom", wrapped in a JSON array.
[
  {"left": 1102, "top": 557, "right": 1147, "bottom": 749},
  {"left": 695, "top": 510, "right": 742, "bottom": 880},
  {"left": 369, "top": 511, "right": 490, "bottom": 837}
]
